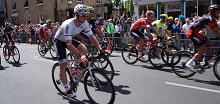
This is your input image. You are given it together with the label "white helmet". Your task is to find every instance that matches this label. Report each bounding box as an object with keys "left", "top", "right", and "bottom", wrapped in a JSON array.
[{"left": 74, "top": 4, "right": 89, "bottom": 14}]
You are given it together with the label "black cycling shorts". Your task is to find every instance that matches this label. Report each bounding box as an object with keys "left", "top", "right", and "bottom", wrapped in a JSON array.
[{"left": 130, "top": 29, "right": 145, "bottom": 41}]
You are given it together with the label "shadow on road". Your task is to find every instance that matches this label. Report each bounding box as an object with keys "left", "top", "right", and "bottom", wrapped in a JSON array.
[
  {"left": 114, "top": 84, "right": 131, "bottom": 95},
  {"left": 7, "top": 61, "right": 27, "bottom": 67},
  {"left": 0, "top": 65, "right": 9, "bottom": 70},
  {"left": 57, "top": 93, "right": 92, "bottom": 104},
  {"left": 132, "top": 64, "right": 173, "bottom": 73},
  {"left": 186, "top": 78, "right": 220, "bottom": 86},
  {"left": 41, "top": 56, "right": 57, "bottom": 61}
]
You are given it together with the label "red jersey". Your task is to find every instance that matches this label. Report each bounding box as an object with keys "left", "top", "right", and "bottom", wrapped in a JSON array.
[
  {"left": 38, "top": 24, "right": 53, "bottom": 35},
  {"left": 131, "top": 18, "right": 152, "bottom": 31}
]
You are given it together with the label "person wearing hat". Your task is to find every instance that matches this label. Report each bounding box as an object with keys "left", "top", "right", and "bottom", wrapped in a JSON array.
[{"left": 167, "top": 16, "right": 173, "bottom": 33}]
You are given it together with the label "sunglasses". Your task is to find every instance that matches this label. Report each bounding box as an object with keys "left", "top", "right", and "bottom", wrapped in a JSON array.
[{"left": 79, "top": 15, "right": 88, "bottom": 18}]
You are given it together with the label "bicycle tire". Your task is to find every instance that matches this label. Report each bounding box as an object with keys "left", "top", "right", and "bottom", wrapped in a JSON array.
[
  {"left": 171, "top": 51, "right": 196, "bottom": 78},
  {"left": 213, "top": 58, "right": 220, "bottom": 81},
  {"left": 164, "top": 45, "right": 180, "bottom": 65},
  {"left": 84, "top": 69, "right": 115, "bottom": 104},
  {"left": 3, "top": 45, "right": 10, "bottom": 61},
  {"left": 92, "top": 56, "right": 114, "bottom": 80},
  {"left": 52, "top": 63, "right": 72, "bottom": 95},
  {"left": 12, "top": 46, "right": 20, "bottom": 63},
  {"left": 122, "top": 45, "right": 138, "bottom": 64},
  {"left": 149, "top": 46, "right": 168, "bottom": 68},
  {"left": 50, "top": 44, "right": 57, "bottom": 59},
  {"left": 38, "top": 42, "right": 46, "bottom": 57}
]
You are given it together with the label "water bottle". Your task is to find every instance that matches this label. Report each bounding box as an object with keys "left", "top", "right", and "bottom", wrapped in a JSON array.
[
  {"left": 77, "top": 67, "right": 83, "bottom": 75},
  {"left": 71, "top": 66, "right": 77, "bottom": 77}
]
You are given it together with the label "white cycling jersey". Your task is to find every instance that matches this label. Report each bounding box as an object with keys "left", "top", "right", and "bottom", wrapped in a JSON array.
[{"left": 55, "top": 18, "right": 93, "bottom": 42}]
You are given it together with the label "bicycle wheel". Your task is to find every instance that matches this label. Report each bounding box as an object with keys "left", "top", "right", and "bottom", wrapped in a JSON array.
[
  {"left": 213, "top": 58, "right": 220, "bottom": 81},
  {"left": 92, "top": 57, "right": 114, "bottom": 80},
  {"left": 149, "top": 46, "right": 168, "bottom": 68},
  {"left": 50, "top": 43, "right": 57, "bottom": 59},
  {"left": 3, "top": 45, "right": 10, "bottom": 61},
  {"left": 122, "top": 45, "right": 138, "bottom": 64},
  {"left": 84, "top": 69, "right": 115, "bottom": 104},
  {"left": 52, "top": 63, "right": 72, "bottom": 95},
  {"left": 12, "top": 46, "right": 20, "bottom": 63},
  {"left": 164, "top": 45, "right": 180, "bottom": 65},
  {"left": 38, "top": 42, "right": 46, "bottom": 57},
  {"left": 171, "top": 51, "right": 196, "bottom": 78}
]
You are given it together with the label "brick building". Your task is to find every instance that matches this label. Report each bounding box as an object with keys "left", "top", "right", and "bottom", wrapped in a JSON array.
[{"left": 4, "top": 0, "right": 119, "bottom": 25}]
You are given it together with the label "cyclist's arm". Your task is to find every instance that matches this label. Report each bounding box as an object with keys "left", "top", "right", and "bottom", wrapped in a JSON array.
[
  {"left": 150, "top": 26, "right": 160, "bottom": 37},
  {"left": 4, "top": 33, "right": 9, "bottom": 41},
  {"left": 66, "top": 40, "right": 82, "bottom": 56},
  {"left": 94, "top": 28, "right": 104, "bottom": 41},
  {"left": 212, "top": 27, "right": 220, "bottom": 38},
  {"left": 89, "top": 34, "right": 101, "bottom": 50},
  {"left": 51, "top": 29, "right": 55, "bottom": 36},
  {"left": 144, "top": 27, "right": 153, "bottom": 38},
  {"left": 165, "top": 29, "right": 172, "bottom": 37},
  {"left": 43, "top": 30, "right": 48, "bottom": 39},
  {"left": 75, "top": 34, "right": 87, "bottom": 42},
  {"left": 13, "top": 31, "right": 19, "bottom": 39}
]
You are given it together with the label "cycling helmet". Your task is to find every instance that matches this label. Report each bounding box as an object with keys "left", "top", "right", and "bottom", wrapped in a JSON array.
[
  {"left": 74, "top": 4, "right": 89, "bottom": 14},
  {"left": 208, "top": 5, "right": 220, "bottom": 11},
  {"left": 145, "top": 11, "right": 155, "bottom": 17},
  {"left": 46, "top": 20, "right": 52, "bottom": 24},
  {"left": 88, "top": 6, "right": 95, "bottom": 14},
  {"left": 5, "top": 22, "right": 11, "bottom": 27},
  {"left": 160, "top": 14, "right": 168, "bottom": 20},
  {"left": 99, "top": 17, "right": 104, "bottom": 21}
]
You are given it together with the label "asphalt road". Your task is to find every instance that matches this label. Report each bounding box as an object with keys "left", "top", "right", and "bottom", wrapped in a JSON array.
[{"left": 0, "top": 43, "right": 220, "bottom": 104}]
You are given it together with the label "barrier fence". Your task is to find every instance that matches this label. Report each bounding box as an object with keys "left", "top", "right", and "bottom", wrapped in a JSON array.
[{"left": 1, "top": 32, "right": 220, "bottom": 51}]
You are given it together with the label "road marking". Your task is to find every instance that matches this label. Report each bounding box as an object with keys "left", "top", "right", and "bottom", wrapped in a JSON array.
[
  {"left": 33, "top": 56, "right": 56, "bottom": 63},
  {"left": 165, "top": 82, "right": 220, "bottom": 94}
]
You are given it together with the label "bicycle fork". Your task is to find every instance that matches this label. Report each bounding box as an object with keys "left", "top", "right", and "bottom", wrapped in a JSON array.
[{"left": 87, "top": 62, "right": 100, "bottom": 91}]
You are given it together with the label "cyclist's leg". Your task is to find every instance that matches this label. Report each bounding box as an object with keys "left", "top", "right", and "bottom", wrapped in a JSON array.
[{"left": 39, "top": 33, "right": 45, "bottom": 48}]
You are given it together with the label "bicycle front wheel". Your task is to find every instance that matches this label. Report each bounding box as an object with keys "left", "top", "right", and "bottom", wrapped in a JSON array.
[
  {"left": 50, "top": 44, "right": 57, "bottom": 59},
  {"left": 84, "top": 69, "right": 115, "bottom": 104},
  {"left": 92, "top": 57, "right": 114, "bottom": 80},
  {"left": 122, "top": 45, "right": 138, "bottom": 64},
  {"left": 213, "top": 58, "right": 220, "bottom": 81},
  {"left": 149, "top": 46, "right": 168, "bottom": 68},
  {"left": 171, "top": 51, "right": 196, "bottom": 78},
  {"left": 164, "top": 45, "right": 180, "bottom": 65},
  {"left": 12, "top": 46, "right": 20, "bottom": 63},
  {"left": 3, "top": 45, "right": 10, "bottom": 61},
  {"left": 38, "top": 41, "right": 46, "bottom": 57}
]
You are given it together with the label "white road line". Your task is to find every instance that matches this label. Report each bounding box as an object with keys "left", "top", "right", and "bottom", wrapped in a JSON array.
[
  {"left": 33, "top": 56, "right": 56, "bottom": 63},
  {"left": 165, "top": 82, "right": 220, "bottom": 93}
]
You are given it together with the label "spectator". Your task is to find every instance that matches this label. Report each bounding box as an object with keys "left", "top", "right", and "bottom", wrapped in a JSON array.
[
  {"left": 166, "top": 16, "right": 173, "bottom": 33},
  {"left": 172, "top": 17, "right": 183, "bottom": 50},
  {"left": 107, "top": 19, "right": 114, "bottom": 37},
  {"left": 24, "top": 0, "right": 28, "bottom": 7},
  {"left": 119, "top": 12, "right": 127, "bottom": 37},
  {"left": 126, "top": 18, "right": 132, "bottom": 36},
  {"left": 182, "top": 18, "right": 193, "bottom": 51},
  {"left": 132, "top": 11, "right": 138, "bottom": 23},
  {"left": 13, "top": 3, "right": 16, "bottom": 10},
  {"left": 39, "top": 15, "right": 44, "bottom": 25}
]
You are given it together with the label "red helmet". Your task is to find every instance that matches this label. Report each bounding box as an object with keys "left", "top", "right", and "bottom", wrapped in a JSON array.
[
  {"left": 145, "top": 11, "right": 155, "bottom": 17},
  {"left": 208, "top": 5, "right": 220, "bottom": 11}
]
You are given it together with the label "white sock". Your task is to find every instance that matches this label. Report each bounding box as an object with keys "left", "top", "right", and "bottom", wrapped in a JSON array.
[
  {"left": 187, "top": 57, "right": 196, "bottom": 65},
  {"left": 64, "top": 84, "right": 70, "bottom": 92}
]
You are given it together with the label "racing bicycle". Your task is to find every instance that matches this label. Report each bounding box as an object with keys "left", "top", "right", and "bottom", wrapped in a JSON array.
[
  {"left": 37, "top": 36, "right": 57, "bottom": 58},
  {"left": 3, "top": 40, "right": 20, "bottom": 63}
]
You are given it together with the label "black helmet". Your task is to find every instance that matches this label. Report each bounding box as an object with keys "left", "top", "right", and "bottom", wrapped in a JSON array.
[
  {"left": 208, "top": 5, "right": 220, "bottom": 11},
  {"left": 5, "top": 22, "right": 11, "bottom": 27}
]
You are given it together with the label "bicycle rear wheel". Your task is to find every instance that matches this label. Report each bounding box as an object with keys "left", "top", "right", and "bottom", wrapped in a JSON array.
[
  {"left": 38, "top": 42, "right": 46, "bottom": 57},
  {"left": 12, "top": 46, "right": 20, "bottom": 63},
  {"left": 213, "top": 58, "right": 220, "bottom": 81},
  {"left": 3, "top": 45, "right": 10, "bottom": 61},
  {"left": 149, "top": 46, "right": 168, "bottom": 68},
  {"left": 84, "top": 69, "right": 115, "bottom": 104},
  {"left": 122, "top": 45, "right": 138, "bottom": 64},
  {"left": 92, "top": 57, "right": 114, "bottom": 80},
  {"left": 52, "top": 63, "right": 72, "bottom": 95},
  {"left": 171, "top": 51, "right": 196, "bottom": 78},
  {"left": 50, "top": 43, "right": 57, "bottom": 59}
]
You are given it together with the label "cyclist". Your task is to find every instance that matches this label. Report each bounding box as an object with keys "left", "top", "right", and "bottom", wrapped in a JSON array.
[
  {"left": 38, "top": 20, "right": 55, "bottom": 52},
  {"left": 130, "top": 11, "right": 160, "bottom": 61},
  {"left": 151, "top": 14, "right": 172, "bottom": 46},
  {"left": 2, "top": 22, "right": 19, "bottom": 56},
  {"left": 54, "top": 4, "right": 107, "bottom": 97},
  {"left": 96, "top": 17, "right": 108, "bottom": 36},
  {"left": 186, "top": 5, "right": 220, "bottom": 72}
]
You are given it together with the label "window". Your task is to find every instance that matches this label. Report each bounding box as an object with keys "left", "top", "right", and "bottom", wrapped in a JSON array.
[
  {"left": 96, "top": 0, "right": 101, "bottom": 4},
  {"left": 37, "top": 0, "right": 43, "bottom": 5},
  {"left": 13, "top": 0, "right": 16, "bottom": 10},
  {"left": 67, "top": 0, "right": 72, "bottom": 4},
  {"left": 76, "top": 0, "right": 83, "bottom": 3},
  {"left": 24, "top": 0, "right": 28, "bottom": 7},
  {"left": 26, "top": 15, "right": 31, "bottom": 24}
]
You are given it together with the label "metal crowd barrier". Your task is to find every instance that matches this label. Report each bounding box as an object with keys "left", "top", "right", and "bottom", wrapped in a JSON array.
[{"left": 1, "top": 32, "right": 220, "bottom": 51}]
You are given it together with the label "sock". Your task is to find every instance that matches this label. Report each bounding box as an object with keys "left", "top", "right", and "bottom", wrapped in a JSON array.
[
  {"left": 187, "top": 57, "right": 196, "bottom": 65},
  {"left": 203, "top": 55, "right": 209, "bottom": 63},
  {"left": 64, "top": 84, "right": 70, "bottom": 92}
]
